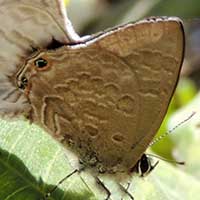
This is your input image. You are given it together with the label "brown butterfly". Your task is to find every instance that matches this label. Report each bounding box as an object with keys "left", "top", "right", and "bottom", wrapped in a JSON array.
[
  {"left": 18, "top": 17, "right": 184, "bottom": 199},
  {"left": 0, "top": 1, "right": 185, "bottom": 199}
]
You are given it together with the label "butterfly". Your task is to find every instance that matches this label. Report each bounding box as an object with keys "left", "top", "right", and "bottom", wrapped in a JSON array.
[{"left": 0, "top": 1, "right": 185, "bottom": 199}]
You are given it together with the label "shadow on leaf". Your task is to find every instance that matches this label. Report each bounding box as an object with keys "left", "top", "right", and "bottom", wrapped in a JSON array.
[{"left": 0, "top": 148, "right": 95, "bottom": 200}]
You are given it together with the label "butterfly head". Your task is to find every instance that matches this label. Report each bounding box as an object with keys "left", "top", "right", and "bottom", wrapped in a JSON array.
[{"left": 130, "top": 154, "right": 159, "bottom": 177}]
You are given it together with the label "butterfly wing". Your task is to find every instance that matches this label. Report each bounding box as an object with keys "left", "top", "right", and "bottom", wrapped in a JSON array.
[{"left": 87, "top": 17, "right": 185, "bottom": 169}]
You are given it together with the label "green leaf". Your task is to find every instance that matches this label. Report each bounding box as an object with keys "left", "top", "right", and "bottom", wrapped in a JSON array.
[
  {"left": 0, "top": 119, "right": 94, "bottom": 200},
  {"left": 0, "top": 116, "right": 200, "bottom": 200}
]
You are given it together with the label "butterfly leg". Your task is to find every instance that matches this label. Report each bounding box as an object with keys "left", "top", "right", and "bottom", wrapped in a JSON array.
[
  {"left": 119, "top": 182, "right": 134, "bottom": 200},
  {"left": 43, "top": 167, "right": 83, "bottom": 199},
  {"left": 95, "top": 176, "right": 111, "bottom": 200}
]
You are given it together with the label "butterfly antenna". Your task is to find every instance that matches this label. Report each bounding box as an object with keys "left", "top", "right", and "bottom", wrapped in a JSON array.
[
  {"left": 146, "top": 153, "right": 185, "bottom": 165},
  {"left": 149, "top": 111, "right": 196, "bottom": 147},
  {"left": 183, "top": 18, "right": 200, "bottom": 23}
]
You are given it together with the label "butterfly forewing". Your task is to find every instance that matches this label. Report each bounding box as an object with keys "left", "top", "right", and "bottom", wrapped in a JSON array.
[{"left": 17, "top": 17, "right": 184, "bottom": 173}]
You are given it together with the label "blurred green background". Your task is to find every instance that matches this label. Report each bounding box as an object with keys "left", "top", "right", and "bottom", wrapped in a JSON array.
[{"left": 0, "top": 1, "right": 200, "bottom": 200}]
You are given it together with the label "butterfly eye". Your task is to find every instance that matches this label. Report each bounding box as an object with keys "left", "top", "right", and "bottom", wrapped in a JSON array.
[
  {"left": 21, "top": 76, "right": 28, "bottom": 84},
  {"left": 34, "top": 58, "right": 48, "bottom": 68}
]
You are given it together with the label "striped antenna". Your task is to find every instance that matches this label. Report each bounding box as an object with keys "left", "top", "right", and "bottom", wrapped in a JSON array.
[
  {"left": 149, "top": 111, "right": 196, "bottom": 147},
  {"left": 146, "top": 153, "right": 185, "bottom": 165}
]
